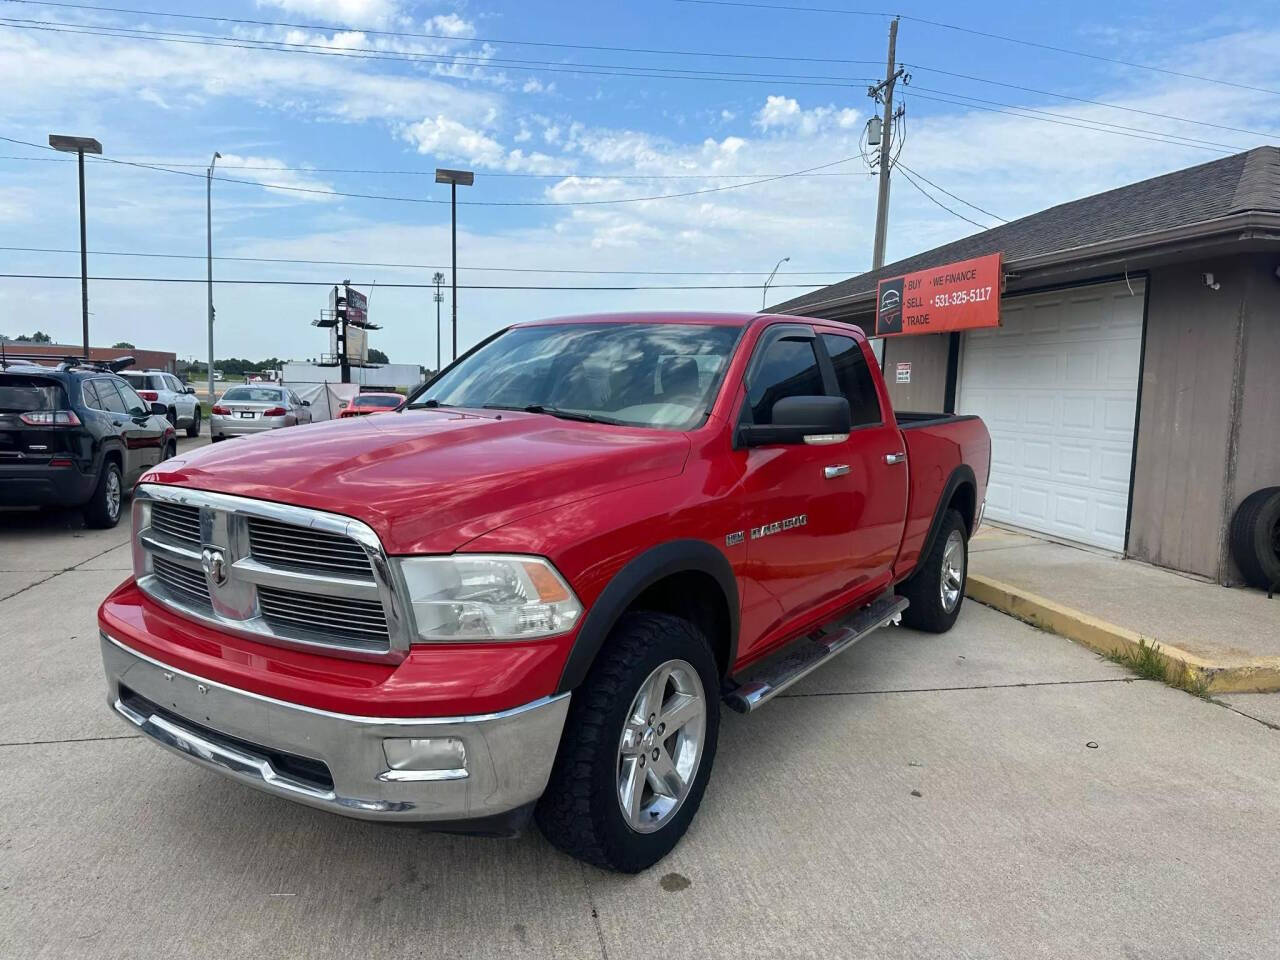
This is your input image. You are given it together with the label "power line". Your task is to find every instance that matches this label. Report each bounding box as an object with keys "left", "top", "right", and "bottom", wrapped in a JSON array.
[
  {"left": 3, "top": 0, "right": 884, "bottom": 68},
  {"left": 0, "top": 19, "right": 878, "bottom": 90},
  {"left": 0, "top": 135, "right": 865, "bottom": 206},
  {"left": 0, "top": 245, "right": 854, "bottom": 277},
  {"left": 893, "top": 162, "right": 1008, "bottom": 223},
  {"left": 0, "top": 272, "right": 830, "bottom": 291},
  {"left": 0, "top": 155, "right": 874, "bottom": 180},
  {"left": 894, "top": 166, "right": 991, "bottom": 231},
  {"left": 675, "top": 0, "right": 1280, "bottom": 98}
]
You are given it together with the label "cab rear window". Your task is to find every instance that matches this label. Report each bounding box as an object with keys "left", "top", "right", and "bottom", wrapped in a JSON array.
[{"left": 0, "top": 377, "right": 66, "bottom": 413}]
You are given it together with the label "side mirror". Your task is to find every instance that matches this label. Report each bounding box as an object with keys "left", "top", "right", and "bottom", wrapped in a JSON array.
[
  {"left": 184, "top": 385, "right": 196, "bottom": 394},
  {"left": 149, "top": 402, "right": 168, "bottom": 417},
  {"left": 302, "top": 399, "right": 310, "bottom": 407},
  {"left": 737, "top": 395, "right": 851, "bottom": 448}
]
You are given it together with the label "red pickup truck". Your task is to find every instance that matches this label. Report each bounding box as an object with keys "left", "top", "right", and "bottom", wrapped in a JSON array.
[{"left": 99, "top": 312, "right": 989, "bottom": 872}]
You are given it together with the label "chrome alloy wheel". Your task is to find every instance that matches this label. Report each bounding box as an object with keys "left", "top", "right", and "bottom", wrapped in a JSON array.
[
  {"left": 105, "top": 469, "right": 122, "bottom": 522},
  {"left": 940, "top": 528, "right": 965, "bottom": 613},
  {"left": 616, "top": 658, "right": 706, "bottom": 834}
]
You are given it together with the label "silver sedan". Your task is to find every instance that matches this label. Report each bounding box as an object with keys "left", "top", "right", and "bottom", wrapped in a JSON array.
[{"left": 210, "top": 385, "right": 313, "bottom": 441}]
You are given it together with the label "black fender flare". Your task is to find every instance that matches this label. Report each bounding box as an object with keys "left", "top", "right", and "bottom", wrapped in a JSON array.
[
  {"left": 556, "top": 539, "right": 740, "bottom": 694},
  {"left": 916, "top": 464, "right": 977, "bottom": 569}
]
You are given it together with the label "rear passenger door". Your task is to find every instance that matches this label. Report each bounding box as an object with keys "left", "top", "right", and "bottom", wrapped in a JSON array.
[
  {"left": 818, "top": 332, "right": 909, "bottom": 587},
  {"left": 107, "top": 379, "right": 166, "bottom": 481}
]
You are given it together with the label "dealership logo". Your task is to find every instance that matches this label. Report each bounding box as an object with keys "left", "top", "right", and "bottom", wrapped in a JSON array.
[{"left": 876, "top": 276, "right": 905, "bottom": 336}]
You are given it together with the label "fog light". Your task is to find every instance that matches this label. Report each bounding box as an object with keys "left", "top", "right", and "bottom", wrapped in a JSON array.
[{"left": 378, "top": 737, "right": 468, "bottom": 782}]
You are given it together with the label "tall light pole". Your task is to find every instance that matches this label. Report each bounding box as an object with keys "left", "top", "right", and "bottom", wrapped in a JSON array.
[
  {"left": 762, "top": 256, "right": 790, "bottom": 310},
  {"left": 431, "top": 271, "right": 445, "bottom": 373},
  {"left": 49, "top": 134, "right": 102, "bottom": 358},
  {"left": 434, "top": 168, "right": 474, "bottom": 360},
  {"left": 206, "top": 151, "right": 221, "bottom": 403}
]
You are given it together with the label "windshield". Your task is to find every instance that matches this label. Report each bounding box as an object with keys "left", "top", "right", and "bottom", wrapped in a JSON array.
[
  {"left": 410, "top": 322, "right": 740, "bottom": 430},
  {"left": 222, "top": 387, "right": 284, "bottom": 403}
]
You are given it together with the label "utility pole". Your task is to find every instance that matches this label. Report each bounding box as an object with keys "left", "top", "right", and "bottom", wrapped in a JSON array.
[
  {"left": 869, "top": 17, "right": 904, "bottom": 270},
  {"left": 432, "top": 271, "right": 445, "bottom": 373}
]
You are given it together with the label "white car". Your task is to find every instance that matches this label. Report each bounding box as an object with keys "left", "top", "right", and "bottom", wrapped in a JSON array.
[
  {"left": 117, "top": 370, "right": 203, "bottom": 437},
  {"left": 210, "top": 385, "right": 313, "bottom": 441}
]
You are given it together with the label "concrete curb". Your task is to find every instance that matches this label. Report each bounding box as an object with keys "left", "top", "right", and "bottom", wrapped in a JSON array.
[{"left": 965, "top": 574, "right": 1280, "bottom": 694}]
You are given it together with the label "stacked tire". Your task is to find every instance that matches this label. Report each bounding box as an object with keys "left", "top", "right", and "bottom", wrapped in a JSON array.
[{"left": 1230, "top": 487, "right": 1280, "bottom": 591}]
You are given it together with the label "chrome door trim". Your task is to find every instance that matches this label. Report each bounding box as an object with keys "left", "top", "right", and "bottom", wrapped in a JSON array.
[{"left": 823, "top": 464, "right": 851, "bottom": 479}]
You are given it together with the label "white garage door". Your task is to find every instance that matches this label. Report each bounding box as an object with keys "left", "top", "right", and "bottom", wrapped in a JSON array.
[{"left": 957, "top": 279, "right": 1144, "bottom": 551}]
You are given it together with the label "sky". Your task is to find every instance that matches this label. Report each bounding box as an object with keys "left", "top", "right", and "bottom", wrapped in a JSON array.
[{"left": 0, "top": 0, "right": 1277, "bottom": 368}]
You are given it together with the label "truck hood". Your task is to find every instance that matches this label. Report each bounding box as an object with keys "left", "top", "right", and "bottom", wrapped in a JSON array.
[{"left": 148, "top": 409, "right": 691, "bottom": 553}]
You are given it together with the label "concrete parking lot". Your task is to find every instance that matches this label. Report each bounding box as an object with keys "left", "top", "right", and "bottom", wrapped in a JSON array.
[{"left": 3, "top": 453, "right": 1279, "bottom": 959}]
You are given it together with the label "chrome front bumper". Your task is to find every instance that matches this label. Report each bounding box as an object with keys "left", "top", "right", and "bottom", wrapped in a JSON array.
[{"left": 101, "top": 632, "right": 570, "bottom": 824}]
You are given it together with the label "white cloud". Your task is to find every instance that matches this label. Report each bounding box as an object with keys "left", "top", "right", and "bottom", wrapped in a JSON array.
[
  {"left": 257, "top": 0, "right": 402, "bottom": 28},
  {"left": 215, "top": 155, "right": 339, "bottom": 202},
  {"left": 522, "top": 77, "right": 556, "bottom": 95},
  {"left": 754, "top": 95, "right": 860, "bottom": 135},
  {"left": 401, "top": 115, "right": 507, "bottom": 167},
  {"left": 425, "top": 13, "right": 475, "bottom": 38},
  {"left": 543, "top": 125, "right": 562, "bottom": 144}
]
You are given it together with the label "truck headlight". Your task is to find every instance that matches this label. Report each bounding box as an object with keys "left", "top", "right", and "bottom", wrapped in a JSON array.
[{"left": 396, "top": 554, "right": 583, "bottom": 642}]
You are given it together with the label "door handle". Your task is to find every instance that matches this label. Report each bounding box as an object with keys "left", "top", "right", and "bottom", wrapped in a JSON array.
[
  {"left": 824, "top": 464, "right": 850, "bottom": 479},
  {"left": 884, "top": 452, "right": 906, "bottom": 465}
]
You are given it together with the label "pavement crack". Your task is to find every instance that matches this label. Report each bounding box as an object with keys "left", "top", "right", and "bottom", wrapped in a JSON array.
[
  {"left": 0, "top": 734, "right": 141, "bottom": 748},
  {"left": 775, "top": 677, "right": 1139, "bottom": 699},
  {"left": 0, "top": 540, "right": 128, "bottom": 603},
  {"left": 1213, "top": 701, "right": 1280, "bottom": 731},
  {"left": 578, "top": 862, "right": 609, "bottom": 960}
]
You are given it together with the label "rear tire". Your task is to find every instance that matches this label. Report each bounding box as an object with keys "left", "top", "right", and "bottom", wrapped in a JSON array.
[
  {"left": 166, "top": 407, "right": 177, "bottom": 429},
  {"left": 83, "top": 460, "right": 123, "bottom": 529},
  {"left": 900, "top": 509, "right": 968, "bottom": 633},
  {"left": 536, "top": 612, "right": 720, "bottom": 873},
  {"left": 1230, "top": 487, "right": 1280, "bottom": 589},
  {"left": 186, "top": 407, "right": 201, "bottom": 438}
]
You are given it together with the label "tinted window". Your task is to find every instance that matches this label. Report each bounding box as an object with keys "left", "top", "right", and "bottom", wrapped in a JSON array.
[
  {"left": 166, "top": 375, "right": 183, "bottom": 392},
  {"left": 821, "top": 334, "right": 882, "bottom": 427},
  {"left": 0, "top": 377, "right": 64, "bottom": 413},
  {"left": 359, "top": 395, "right": 402, "bottom": 408},
  {"left": 116, "top": 380, "right": 149, "bottom": 415},
  {"left": 92, "top": 378, "right": 128, "bottom": 413},
  {"left": 747, "top": 336, "right": 825, "bottom": 425}
]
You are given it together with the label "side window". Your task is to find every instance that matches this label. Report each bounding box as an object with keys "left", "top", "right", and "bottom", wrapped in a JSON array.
[
  {"left": 94, "top": 379, "right": 128, "bottom": 414},
  {"left": 149, "top": 375, "right": 166, "bottom": 392},
  {"left": 821, "top": 334, "right": 882, "bottom": 427},
  {"left": 80, "top": 380, "right": 101, "bottom": 410},
  {"left": 166, "top": 375, "right": 182, "bottom": 392},
  {"left": 746, "top": 335, "right": 825, "bottom": 425},
  {"left": 116, "top": 380, "right": 149, "bottom": 416}
]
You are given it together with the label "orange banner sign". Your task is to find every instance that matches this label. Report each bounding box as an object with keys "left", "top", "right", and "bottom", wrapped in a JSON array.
[{"left": 874, "top": 252, "right": 1003, "bottom": 337}]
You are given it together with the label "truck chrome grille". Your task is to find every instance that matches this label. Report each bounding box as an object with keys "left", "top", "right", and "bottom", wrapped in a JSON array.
[
  {"left": 152, "top": 555, "right": 212, "bottom": 608},
  {"left": 150, "top": 502, "right": 201, "bottom": 546},
  {"left": 132, "top": 485, "right": 407, "bottom": 662},
  {"left": 257, "top": 587, "right": 389, "bottom": 648},
  {"left": 247, "top": 517, "right": 373, "bottom": 579}
]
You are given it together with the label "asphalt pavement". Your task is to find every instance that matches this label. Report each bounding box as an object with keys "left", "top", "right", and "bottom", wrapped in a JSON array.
[{"left": 3, "top": 462, "right": 1279, "bottom": 959}]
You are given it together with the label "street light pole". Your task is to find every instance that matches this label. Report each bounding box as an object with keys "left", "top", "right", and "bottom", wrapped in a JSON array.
[
  {"left": 434, "top": 168, "right": 474, "bottom": 361},
  {"left": 207, "top": 151, "right": 221, "bottom": 404},
  {"left": 762, "top": 256, "right": 790, "bottom": 310},
  {"left": 49, "top": 135, "right": 102, "bottom": 358}
]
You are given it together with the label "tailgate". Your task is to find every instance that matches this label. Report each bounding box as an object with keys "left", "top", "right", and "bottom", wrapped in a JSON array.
[{"left": 0, "top": 375, "right": 75, "bottom": 461}]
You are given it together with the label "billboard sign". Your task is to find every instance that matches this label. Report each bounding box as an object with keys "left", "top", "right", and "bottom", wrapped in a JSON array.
[
  {"left": 875, "top": 252, "right": 1002, "bottom": 337},
  {"left": 344, "top": 285, "right": 369, "bottom": 327}
]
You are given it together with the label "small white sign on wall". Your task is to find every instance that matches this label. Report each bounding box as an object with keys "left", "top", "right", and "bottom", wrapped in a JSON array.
[{"left": 896, "top": 362, "right": 912, "bottom": 384}]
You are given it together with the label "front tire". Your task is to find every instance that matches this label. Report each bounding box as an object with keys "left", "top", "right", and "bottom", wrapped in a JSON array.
[
  {"left": 83, "top": 460, "right": 123, "bottom": 529},
  {"left": 900, "top": 508, "right": 969, "bottom": 633},
  {"left": 186, "top": 406, "right": 201, "bottom": 438},
  {"left": 536, "top": 612, "right": 720, "bottom": 873}
]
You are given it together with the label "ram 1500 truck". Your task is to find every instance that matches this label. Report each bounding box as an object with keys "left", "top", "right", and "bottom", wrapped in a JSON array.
[{"left": 99, "top": 312, "right": 990, "bottom": 872}]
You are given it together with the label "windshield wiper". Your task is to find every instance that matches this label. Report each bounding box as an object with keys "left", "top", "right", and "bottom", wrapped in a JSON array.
[{"left": 482, "top": 403, "right": 622, "bottom": 425}]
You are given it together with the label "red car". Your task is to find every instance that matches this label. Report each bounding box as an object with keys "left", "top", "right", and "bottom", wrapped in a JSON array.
[
  {"left": 98, "top": 312, "right": 990, "bottom": 872},
  {"left": 339, "top": 392, "right": 404, "bottom": 418}
]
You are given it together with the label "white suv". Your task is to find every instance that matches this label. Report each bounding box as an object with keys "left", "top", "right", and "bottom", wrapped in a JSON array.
[{"left": 118, "top": 370, "right": 202, "bottom": 437}]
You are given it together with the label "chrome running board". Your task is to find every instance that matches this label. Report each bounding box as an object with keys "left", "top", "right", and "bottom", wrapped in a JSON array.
[{"left": 724, "top": 594, "right": 909, "bottom": 714}]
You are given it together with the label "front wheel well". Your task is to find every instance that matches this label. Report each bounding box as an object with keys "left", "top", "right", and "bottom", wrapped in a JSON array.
[{"left": 628, "top": 571, "right": 732, "bottom": 679}]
